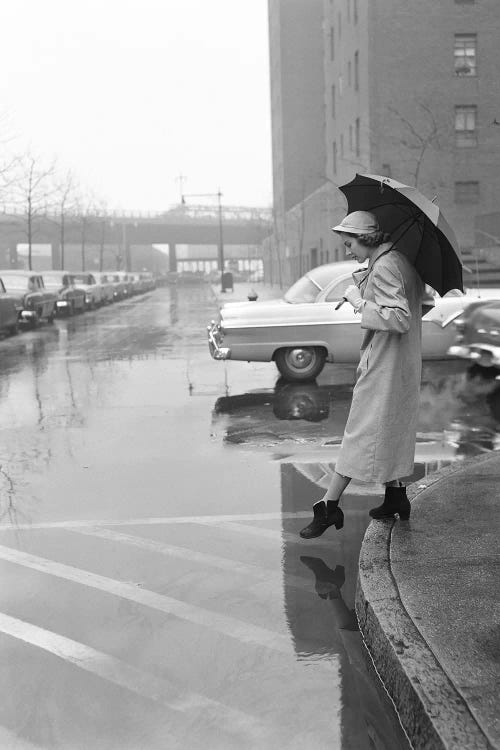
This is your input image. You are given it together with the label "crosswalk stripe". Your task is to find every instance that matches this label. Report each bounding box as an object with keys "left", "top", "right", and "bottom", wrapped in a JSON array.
[
  {"left": 0, "top": 544, "right": 293, "bottom": 655},
  {"left": 0, "top": 611, "right": 265, "bottom": 741},
  {"left": 198, "top": 520, "right": 325, "bottom": 546},
  {"left": 0, "top": 511, "right": 311, "bottom": 532},
  {"left": 67, "top": 526, "right": 320, "bottom": 593}
]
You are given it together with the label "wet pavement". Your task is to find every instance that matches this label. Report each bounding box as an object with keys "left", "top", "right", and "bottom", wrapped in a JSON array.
[{"left": 0, "top": 283, "right": 498, "bottom": 749}]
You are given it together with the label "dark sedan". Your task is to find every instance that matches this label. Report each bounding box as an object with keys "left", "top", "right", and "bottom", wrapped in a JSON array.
[
  {"left": 0, "top": 271, "right": 57, "bottom": 328},
  {"left": 448, "top": 299, "right": 500, "bottom": 369},
  {"left": 41, "top": 272, "right": 86, "bottom": 316},
  {"left": 0, "top": 277, "right": 20, "bottom": 335}
]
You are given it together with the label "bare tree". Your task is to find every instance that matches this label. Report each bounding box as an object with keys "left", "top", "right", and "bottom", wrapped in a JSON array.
[
  {"left": 10, "top": 152, "right": 56, "bottom": 269},
  {"left": 74, "top": 192, "right": 99, "bottom": 271},
  {"left": 387, "top": 102, "right": 449, "bottom": 188},
  {"left": 52, "top": 170, "right": 78, "bottom": 269}
]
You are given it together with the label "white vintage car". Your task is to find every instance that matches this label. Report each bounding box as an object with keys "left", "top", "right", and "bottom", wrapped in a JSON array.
[{"left": 207, "top": 261, "right": 500, "bottom": 382}]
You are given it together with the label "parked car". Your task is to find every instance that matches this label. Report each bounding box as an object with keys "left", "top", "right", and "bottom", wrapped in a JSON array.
[
  {"left": 71, "top": 272, "right": 104, "bottom": 309},
  {"left": 127, "top": 273, "right": 145, "bottom": 295},
  {"left": 0, "top": 277, "right": 20, "bottom": 335},
  {"left": 207, "top": 261, "right": 494, "bottom": 381},
  {"left": 448, "top": 299, "right": 500, "bottom": 370},
  {"left": 0, "top": 271, "right": 57, "bottom": 328},
  {"left": 92, "top": 272, "right": 115, "bottom": 304},
  {"left": 106, "top": 273, "right": 128, "bottom": 301},
  {"left": 139, "top": 271, "right": 156, "bottom": 291},
  {"left": 113, "top": 271, "right": 135, "bottom": 297},
  {"left": 41, "top": 271, "right": 86, "bottom": 316}
]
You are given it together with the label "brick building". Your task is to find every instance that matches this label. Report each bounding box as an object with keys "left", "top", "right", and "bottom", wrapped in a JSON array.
[{"left": 266, "top": 0, "right": 500, "bottom": 288}]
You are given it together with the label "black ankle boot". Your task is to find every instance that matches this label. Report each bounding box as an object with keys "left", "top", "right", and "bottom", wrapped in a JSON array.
[
  {"left": 299, "top": 500, "right": 344, "bottom": 539},
  {"left": 369, "top": 485, "right": 411, "bottom": 520},
  {"left": 300, "top": 557, "right": 345, "bottom": 598}
]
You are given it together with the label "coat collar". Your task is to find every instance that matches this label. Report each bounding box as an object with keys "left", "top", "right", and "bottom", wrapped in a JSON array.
[{"left": 352, "top": 243, "right": 394, "bottom": 288}]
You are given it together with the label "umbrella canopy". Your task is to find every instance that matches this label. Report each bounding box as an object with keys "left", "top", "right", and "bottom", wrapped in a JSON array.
[{"left": 337, "top": 173, "right": 464, "bottom": 295}]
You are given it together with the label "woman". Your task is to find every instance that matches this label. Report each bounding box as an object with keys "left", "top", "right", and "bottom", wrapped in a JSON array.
[{"left": 300, "top": 210, "right": 425, "bottom": 539}]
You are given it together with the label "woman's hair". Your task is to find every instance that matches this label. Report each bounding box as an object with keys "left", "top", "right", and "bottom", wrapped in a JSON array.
[{"left": 356, "top": 230, "right": 391, "bottom": 247}]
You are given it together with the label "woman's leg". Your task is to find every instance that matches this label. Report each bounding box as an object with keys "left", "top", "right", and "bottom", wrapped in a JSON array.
[
  {"left": 324, "top": 472, "right": 351, "bottom": 503},
  {"left": 299, "top": 472, "right": 351, "bottom": 539}
]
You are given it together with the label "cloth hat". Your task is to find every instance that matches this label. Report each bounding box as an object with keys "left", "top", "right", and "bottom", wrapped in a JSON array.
[{"left": 331, "top": 211, "right": 379, "bottom": 235}]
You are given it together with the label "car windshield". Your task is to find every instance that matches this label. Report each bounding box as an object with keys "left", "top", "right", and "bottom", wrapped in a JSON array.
[
  {"left": 284, "top": 275, "right": 320, "bottom": 304},
  {"left": 43, "top": 274, "right": 67, "bottom": 287},
  {"left": 73, "top": 274, "right": 90, "bottom": 283},
  {"left": 2, "top": 275, "right": 29, "bottom": 289}
]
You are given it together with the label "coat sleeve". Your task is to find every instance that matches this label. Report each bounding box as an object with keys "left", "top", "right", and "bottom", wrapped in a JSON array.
[{"left": 360, "top": 263, "right": 411, "bottom": 333}]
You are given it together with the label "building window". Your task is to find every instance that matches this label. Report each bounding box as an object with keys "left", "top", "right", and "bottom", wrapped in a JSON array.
[
  {"left": 349, "top": 124, "right": 353, "bottom": 151},
  {"left": 347, "top": 0, "right": 350, "bottom": 23},
  {"left": 455, "top": 105, "right": 477, "bottom": 146},
  {"left": 354, "top": 50, "right": 359, "bottom": 90},
  {"left": 354, "top": 0, "right": 358, "bottom": 23},
  {"left": 455, "top": 181, "right": 480, "bottom": 203},
  {"left": 454, "top": 34, "right": 477, "bottom": 76},
  {"left": 455, "top": 0, "right": 475, "bottom": 3},
  {"left": 338, "top": 12, "right": 341, "bottom": 38},
  {"left": 382, "top": 163, "right": 392, "bottom": 177},
  {"left": 332, "top": 141, "right": 337, "bottom": 173},
  {"left": 330, "top": 26, "right": 335, "bottom": 60},
  {"left": 339, "top": 75, "right": 343, "bottom": 96},
  {"left": 340, "top": 133, "right": 344, "bottom": 158},
  {"left": 355, "top": 118, "right": 360, "bottom": 157},
  {"left": 331, "top": 85, "right": 336, "bottom": 118},
  {"left": 348, "top": 60, "right": 352, "bottom": 86}
]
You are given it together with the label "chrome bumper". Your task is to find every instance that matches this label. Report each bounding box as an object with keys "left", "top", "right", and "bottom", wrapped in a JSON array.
[
  {"left": 20, "top": 310, "right": 36, "bottom": 322},
  {"left": 447, "top": 343, "right": 500, "bottom": 367},
  {"left": 207, "top": 321, "right": 230, "bottom": 360}
]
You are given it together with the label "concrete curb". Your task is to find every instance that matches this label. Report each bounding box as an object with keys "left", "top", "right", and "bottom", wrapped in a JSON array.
[{"left": 355, "top": 453, "right": 497, "bottom": 750}]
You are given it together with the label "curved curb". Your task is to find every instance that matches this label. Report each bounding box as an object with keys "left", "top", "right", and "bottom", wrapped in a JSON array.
[{"left": 355, "top": 453, "right": 496, "bottom": 750}]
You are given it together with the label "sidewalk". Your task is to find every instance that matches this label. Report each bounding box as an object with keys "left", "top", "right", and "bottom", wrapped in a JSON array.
[
  {"left": 209, "top": 280, "right": 284, "bottom": 305},
  {"left": 356, "top": 452, "right": 500, "bottom": 750}
]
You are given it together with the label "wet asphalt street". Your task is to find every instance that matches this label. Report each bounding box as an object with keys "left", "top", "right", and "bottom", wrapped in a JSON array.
[{"left": 0, "top": 283, "right": 499, "bottom": 749}]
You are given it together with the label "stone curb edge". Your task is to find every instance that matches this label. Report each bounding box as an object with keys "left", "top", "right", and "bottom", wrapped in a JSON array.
[{"left": 355, "top": 452, "right": 498, "bottom": 750}]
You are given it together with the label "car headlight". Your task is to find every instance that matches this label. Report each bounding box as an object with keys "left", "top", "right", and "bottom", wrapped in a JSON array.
[{"left": 85, "top": 294, "right": 92, "bottom": 303}]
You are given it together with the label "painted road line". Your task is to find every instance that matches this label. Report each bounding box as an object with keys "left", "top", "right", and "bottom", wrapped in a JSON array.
[
  {"left": 199, "top": 520, "right": 324, "bottom": 546},
  {"left": 0, "top": 611, "right": 265, "bottom": 742},
  {"left": 0, "top": 511, "right": 311, "bottom": 533},
  {"left": 67, "top": 526, "right": 319, "bottom": 594},
  {"left": 0, "top": 544, "right": 294, "bottom": 655}
]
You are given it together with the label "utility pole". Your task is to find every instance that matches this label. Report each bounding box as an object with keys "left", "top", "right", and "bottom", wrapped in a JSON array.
[
  {"left": 181, "top": 189, "right": 225, "bottom": 292},
  {"left": 176, "top": 174, "right": 187, "bottom": 204}
]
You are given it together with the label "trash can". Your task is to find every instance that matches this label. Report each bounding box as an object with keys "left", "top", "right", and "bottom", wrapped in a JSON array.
[{"left": 221, "top": 271, "right": 233, "bottom": 292}]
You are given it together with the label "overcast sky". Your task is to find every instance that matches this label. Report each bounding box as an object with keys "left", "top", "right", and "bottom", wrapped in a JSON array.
[{"left": 0, "top": 0, "right": 272, "bottom": 212}]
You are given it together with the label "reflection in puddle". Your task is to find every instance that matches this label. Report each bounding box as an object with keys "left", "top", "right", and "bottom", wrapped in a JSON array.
[
  {"left": 212, "top": 361, "right": 500, "bottom": 748},
  {"left": 281, "top": 463, "right": 409, "bottom": 747},
  {"left": 213, "top": 362, "right": 500, "bottom": 465}
]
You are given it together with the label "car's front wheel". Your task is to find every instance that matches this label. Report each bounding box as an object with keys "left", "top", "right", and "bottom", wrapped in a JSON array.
[{"left": 274, "top": 346, "right": 326, "bottom": 382}]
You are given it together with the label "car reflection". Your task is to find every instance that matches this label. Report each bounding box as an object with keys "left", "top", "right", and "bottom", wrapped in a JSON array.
[{"left": 213, "top": 364, "right": 500, "bottom": 463}]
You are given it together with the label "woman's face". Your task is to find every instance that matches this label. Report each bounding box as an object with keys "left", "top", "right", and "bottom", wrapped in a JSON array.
[{"left": 341, "top": 234, "right": 371, "bottom": 263}]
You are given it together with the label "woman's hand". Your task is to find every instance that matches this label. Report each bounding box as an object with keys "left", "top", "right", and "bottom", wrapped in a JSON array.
[{"left": 344, "top": 285, "right": 364, "bottom": 311}]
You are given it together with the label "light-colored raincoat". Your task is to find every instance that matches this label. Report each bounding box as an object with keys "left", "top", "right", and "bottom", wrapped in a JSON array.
[{"left": 335, "top": 244, "right": 425, "bottom": 483}]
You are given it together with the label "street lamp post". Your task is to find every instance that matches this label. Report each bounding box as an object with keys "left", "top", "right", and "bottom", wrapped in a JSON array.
[{"left": 181, "top": 189, "right": 225, "bottom": 292}]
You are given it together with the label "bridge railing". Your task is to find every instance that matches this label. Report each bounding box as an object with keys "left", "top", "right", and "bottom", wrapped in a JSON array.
[{"left": 0, "top": 204, "right": 272, "bottom": 224}]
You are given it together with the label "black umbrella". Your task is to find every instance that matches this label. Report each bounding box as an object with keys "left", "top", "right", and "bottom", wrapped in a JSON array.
[{"left": 338, "top": 173, "right": 464, "bottom": 295}]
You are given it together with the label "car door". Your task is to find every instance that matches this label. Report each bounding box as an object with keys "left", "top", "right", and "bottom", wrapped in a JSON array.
[{"left": 0, "top": 278, "right": 15, "bottom": 330}]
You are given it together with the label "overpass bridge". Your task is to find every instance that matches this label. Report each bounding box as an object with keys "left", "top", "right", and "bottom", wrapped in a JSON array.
[{"left": 0, "top": 204, "right": 272, "bottom": 273}]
